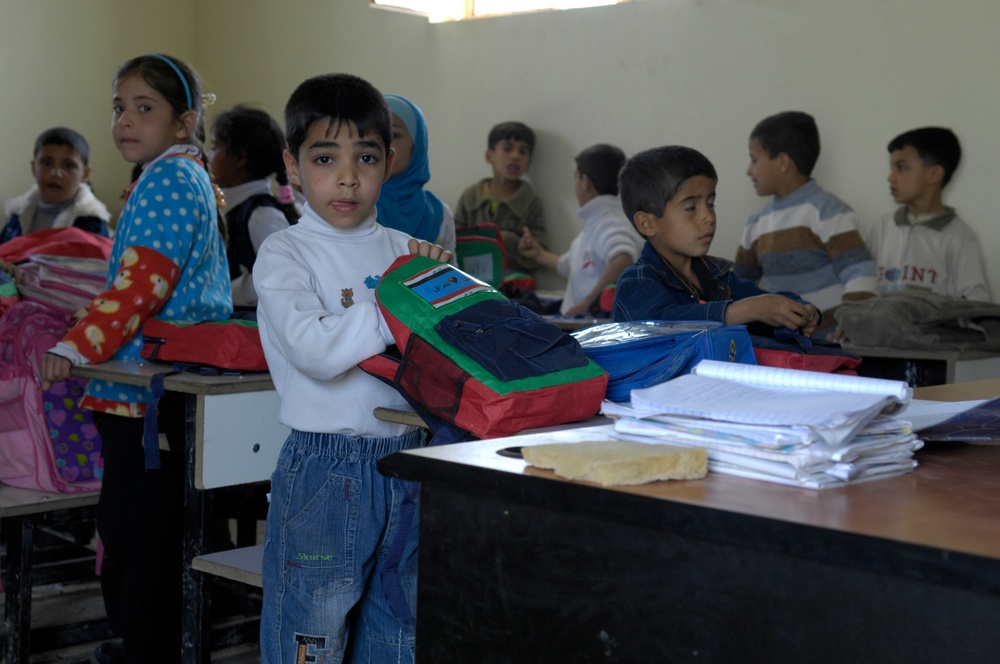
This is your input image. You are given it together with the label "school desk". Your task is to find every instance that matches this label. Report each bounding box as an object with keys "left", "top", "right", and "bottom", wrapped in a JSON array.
[
  {"left": 844, "top": 343, "right": 1000, "bottom": 387},
  {"left": 377, "top": 378, "right": 1000, "bottom": 663},
  {"left": 1, "top": 486, "right": 101, "bottom": 664},
  {"left": 72, "top": 360, "right": 288, "bottom": 664}
]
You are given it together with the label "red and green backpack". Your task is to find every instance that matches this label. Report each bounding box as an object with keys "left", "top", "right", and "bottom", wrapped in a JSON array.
[{"left": 361, "top": 255, "right": 608, "bottom": 441}]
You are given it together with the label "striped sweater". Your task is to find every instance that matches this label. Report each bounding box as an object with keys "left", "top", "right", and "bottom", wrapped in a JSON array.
[{"left": 734, "top": 180, "right": 876, "bottom": 319}]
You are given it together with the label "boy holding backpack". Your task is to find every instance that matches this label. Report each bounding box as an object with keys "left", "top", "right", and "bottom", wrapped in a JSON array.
[{"left": 253, "top": 73, "right": 450, "bottom": 664}]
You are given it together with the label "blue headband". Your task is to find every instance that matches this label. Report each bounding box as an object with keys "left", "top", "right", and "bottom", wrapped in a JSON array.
[{"left": 145, "top": 54, "right": 192, "bottom": 109}]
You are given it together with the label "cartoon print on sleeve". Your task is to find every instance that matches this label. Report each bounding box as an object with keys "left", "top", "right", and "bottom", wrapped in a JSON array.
[{"left": 61, "top": 245, "right": 180, "bottom": 364}]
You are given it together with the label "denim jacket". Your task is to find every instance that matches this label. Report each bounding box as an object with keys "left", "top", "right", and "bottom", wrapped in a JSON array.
[{"left": 612, "top": 242, "right": 812, "bottom": 326}]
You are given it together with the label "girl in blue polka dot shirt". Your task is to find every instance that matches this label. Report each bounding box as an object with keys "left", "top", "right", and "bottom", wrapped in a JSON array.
[{"left": 41, "top": 54, "right": 231, "bottom": 664}]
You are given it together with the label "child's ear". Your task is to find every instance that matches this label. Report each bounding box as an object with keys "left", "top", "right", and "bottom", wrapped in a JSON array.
[
  {"left": 283, "top": 149, "right": 301, "bottom": 187},
  {"left": 632, "top": 210, "right": 657, "bottom": 238},
  {"left": 174, "top": 110, "right": 198, "bottom": 143},
  {"left": 485, "top": 148, "right": 494, "bottom": 165},
  {"left": 777, "top": 152, "right": 793, "bottom": 173},
  {"left": 383, "top": 148, "right": 396, "bottom": 183},
  {"left": 927, "top": 163, "right": 945, "bottom": 186},
  {"left": 82, "top": 165, "right": 92, "bottom": 182}
]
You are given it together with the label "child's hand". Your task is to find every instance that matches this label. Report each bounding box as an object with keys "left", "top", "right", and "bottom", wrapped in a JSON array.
[
  {"left": 518, "top": 227, "right": 541, "bottom": 259},
  {"left": 407, "top": 238, "right": 453, "bottom": 264},
  {"left": 799, "top": 304, "right": 821, "bottom": 336},
  {"left": 728, "top": 294, "right": 817, "bottom": 331},
  {"left": 40, "top": 352, "right": 73, "bottom": 391},
  {"left": 1, "top": 260, "right": 24, "bottom": 285}
]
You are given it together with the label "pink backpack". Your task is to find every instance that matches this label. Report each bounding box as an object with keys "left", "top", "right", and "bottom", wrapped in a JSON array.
[{"left": 0, "top": 300, "right": 102, "bottom": 493}]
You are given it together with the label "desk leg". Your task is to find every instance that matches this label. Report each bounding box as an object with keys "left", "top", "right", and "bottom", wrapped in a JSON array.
[
  {"left": 180, "top": 394, "right": 212, "bottom": 664},
  {"left": 2, "top": 516, "right": 32, "bottom": 664}
]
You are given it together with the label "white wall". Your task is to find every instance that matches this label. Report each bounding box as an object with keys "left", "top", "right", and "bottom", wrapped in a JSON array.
[
  {"left": 5, "top": 0, "right": 1000, "bottom": 296},
  {"left": 200, "top": 0, "right": 1000, "bottom": 295},
  {"left": 0, "top": 0, "right": 197, "bottom": 220}
]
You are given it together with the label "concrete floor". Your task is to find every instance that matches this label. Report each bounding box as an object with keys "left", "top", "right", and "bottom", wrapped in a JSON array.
[
  {"left": 14, "top": 579, "right": 262, "bottom": 663},
  {"left": 1, "top": 521, "right": 262, "bottom": 663}
]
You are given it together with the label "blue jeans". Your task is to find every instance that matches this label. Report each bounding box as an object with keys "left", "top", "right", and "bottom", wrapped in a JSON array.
[{"left": 260, "top": 429, "right": 423, "bottom": 664}]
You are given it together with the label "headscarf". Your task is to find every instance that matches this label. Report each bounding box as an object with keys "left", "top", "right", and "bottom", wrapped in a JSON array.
[{"left": 375, "top": 94, "right": 445, "bottom": 243}]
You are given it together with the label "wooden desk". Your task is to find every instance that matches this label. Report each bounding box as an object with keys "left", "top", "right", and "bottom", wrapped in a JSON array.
[
  {"left": 845, "top": 343, "right": 1000, "bottom": 386},
  {"left": 378, "top": 380, "right": 1000, "bottom": 663},
  {"left": 72, "top": 360, "right": 288, "bottom": 664},
  {"left": 1, "top": 487, "right": 101, "bottom": 664}
]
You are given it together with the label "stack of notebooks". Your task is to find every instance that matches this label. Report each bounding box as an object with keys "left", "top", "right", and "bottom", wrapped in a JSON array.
[{"left": 602, "top": 360, "right": 923, "bottom": 489}]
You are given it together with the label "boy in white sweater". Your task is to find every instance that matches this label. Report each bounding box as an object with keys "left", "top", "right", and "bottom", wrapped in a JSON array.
[
  {"left": 519, "top": 143, "right": 641, "bottom": 315},
  {"left": 253, "top": 73, "right": 450, "bottom": 664}
]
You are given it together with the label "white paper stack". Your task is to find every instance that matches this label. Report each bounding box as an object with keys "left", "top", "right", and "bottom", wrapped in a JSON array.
[{"left": 602, "top": 360, "right": 923, "bottom": 489}]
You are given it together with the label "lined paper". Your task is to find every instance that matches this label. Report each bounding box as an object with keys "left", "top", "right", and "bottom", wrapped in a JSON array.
[{"left": 691, "top": 360, "right": 912, "bottom": 402}]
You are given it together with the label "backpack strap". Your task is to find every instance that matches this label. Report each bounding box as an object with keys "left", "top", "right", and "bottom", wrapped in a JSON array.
[
  {"left": 360, "top": 353, "right": 470, "bottom": 632},
  {"left": 142, "top": 362, "right": 197, "bottom": 470}
]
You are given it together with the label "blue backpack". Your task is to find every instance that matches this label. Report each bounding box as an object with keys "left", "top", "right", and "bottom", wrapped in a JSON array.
[{"left": 574, "top": 320, "right": 757, "bottom": 402}]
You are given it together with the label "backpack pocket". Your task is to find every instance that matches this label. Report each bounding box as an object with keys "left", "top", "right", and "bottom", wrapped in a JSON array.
[{"left": 434, "top": 299, "right": 588, "bottom": 382}]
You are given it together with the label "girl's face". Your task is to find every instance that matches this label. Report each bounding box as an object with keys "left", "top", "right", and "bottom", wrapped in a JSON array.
[
  {"left": 112, "top": 74, "right": 192, "bottom": 165},
  {"left": 207, "top": 134, "right": 245, "bottom": 188},
  {"left": 389, "top": 114, "right": 413, "bottom": 178}
]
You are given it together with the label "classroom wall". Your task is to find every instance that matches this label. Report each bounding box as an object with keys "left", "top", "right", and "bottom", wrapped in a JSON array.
[
  {"left": 0, "top": 0, "right": 198, "bottom": 218},
  {"left": 4, "top": 0, "right": 1000, "bottom": 296}
]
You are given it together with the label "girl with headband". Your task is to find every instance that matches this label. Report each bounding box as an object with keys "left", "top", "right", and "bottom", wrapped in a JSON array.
[{"left": 41, "top": 53, "right": 231, "bottom": 664}]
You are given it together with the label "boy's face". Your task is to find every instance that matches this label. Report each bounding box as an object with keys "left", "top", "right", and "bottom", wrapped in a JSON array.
[
  {"left": 31, "top": 144, "right": 90, "bottom": 206},
  {"left": 634, "top": 175, "right": 717, "bottom": 270},
  {"left": 746, "top": 138, "right": 784, "bottom": 197},
  {"left": 486, "top": 139, "right": 531, "bottom": 181},
  {"left": 573, "top": 169, "right": 592, "bottom": 207},
  {"left": 284, "top": 118, "right": 394, "bottom": 230},
  {"left": 888, "top": 145, "right": 942, "bottom": 206}
]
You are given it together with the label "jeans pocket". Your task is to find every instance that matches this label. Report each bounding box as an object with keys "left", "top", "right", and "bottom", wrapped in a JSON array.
[{"left": 282, "top": 472, "right": 361, "bottom": 599}]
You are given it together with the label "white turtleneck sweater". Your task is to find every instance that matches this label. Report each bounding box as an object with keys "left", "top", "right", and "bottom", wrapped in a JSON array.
[{"left": 254, "top": 203, "right": 416, "bottom": 437}]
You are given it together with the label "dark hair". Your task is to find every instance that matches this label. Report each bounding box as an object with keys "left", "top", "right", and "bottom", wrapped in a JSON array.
[
  {"left": 284, "top": 73, "right": 391, "bottom": 160},
  {"left": 34, "top": 127, "right": 90, "bottom": 166},
  {"left": 750, "top": 111, "right": 820, "bottom": 177},
  {"left": 114, "top": 54, "right": 225, "bottom": 241},
  {"left": 212, "top": 105, "right": 298, "bottom": 224},
  {"left": 487, "top": 121, "right": 535, "bottom": 153},
  {"left": 887, "top": 127, "right": 962, "bottom": 187},
  {"left": 618, "top": 146, "right": 717, "bottom": 222},
  {"left": 575, "top": 144, "right": 626, "bottom": 196}
]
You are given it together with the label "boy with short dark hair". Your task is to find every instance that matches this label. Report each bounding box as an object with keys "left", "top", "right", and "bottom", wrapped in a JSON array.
[
  {"left": 519, "top": 143, "right": 640, "bottom": 315},
  {"left": 865, "top": 126, "right": 989, "bottom": 301},
  {"left": 254, "top": 72, "right": 451, "bottom": 664},
  {"left": 734, "top": 111, "right": 875, "bottom": 330},
  {"left": 612, "top": 145, "right": 820, "bottom": 335},
  {"left": 454, "top": 120, "right": 547, "bottom": 272},
  {"left": 1, "top": 127, "right": 111, "bottom": 243}
]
